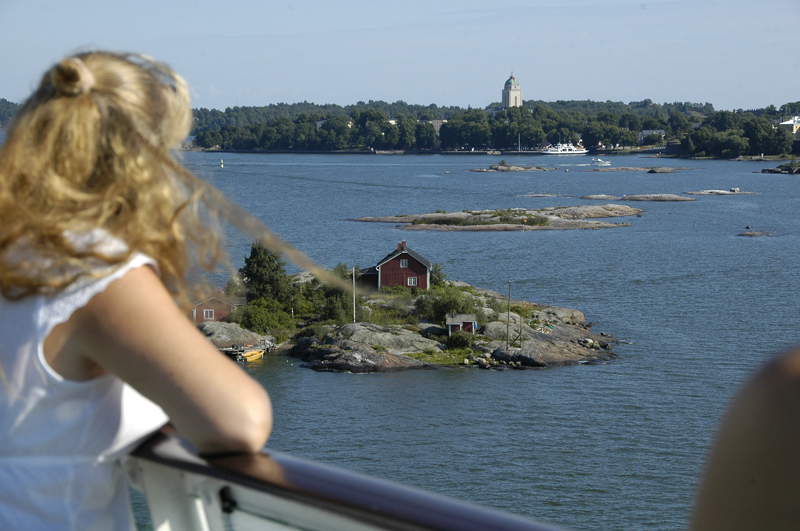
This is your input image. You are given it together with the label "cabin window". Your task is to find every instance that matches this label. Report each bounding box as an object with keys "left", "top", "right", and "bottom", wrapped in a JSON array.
[
  {"left": 408, "top": 277, "right": 418, "bottom": 286},
  {"left": 400, "top": 259, "right": 408, "bottom": 268},
  {"left": 203, "top": 309, "right": 215, "bottom": 320}
]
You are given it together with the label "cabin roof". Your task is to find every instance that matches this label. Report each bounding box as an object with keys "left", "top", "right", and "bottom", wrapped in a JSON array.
[
  {"left": 191, "top": 296, "right": 246, "bottom": 308},
  {"left": 446, "top": 313, "right": 477, "bottom": 325},
  {"left": 376, "top": 244, "right": 431, "bottom": 269}
]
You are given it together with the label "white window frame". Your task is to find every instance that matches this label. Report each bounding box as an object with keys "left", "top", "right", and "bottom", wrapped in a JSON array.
[
  {"left": 203, "top": 309, "right": 215, "bottom": 320},
  {"left": 408, "top": 277, "right": 418, "bottom": 287},
  {"left": 400, "top": 259, "right": 408, "bottom": 268}
]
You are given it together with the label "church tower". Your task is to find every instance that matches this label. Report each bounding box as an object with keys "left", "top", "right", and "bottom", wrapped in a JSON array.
[{"left": 502, "top": 72, "right": 522, "bottom": 108}]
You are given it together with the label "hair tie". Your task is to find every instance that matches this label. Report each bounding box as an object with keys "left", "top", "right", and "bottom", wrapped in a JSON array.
[{"left": 52, "top": 57, "right": 96, "bottom": 96}]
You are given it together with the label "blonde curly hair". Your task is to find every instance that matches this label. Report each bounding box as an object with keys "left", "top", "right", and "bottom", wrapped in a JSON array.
[
  {"left": 0, "top": 51, "right": 343, "bottom": 308},
  {"left": 0, "top": 52, "right": 217, "bottom": 308}
]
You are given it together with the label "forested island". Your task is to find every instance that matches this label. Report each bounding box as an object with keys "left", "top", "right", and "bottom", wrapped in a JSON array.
[
  {"left": 3, "top": 95, "right": 798, "bottom": 159},
  {"left": 189, "top": 99, "right": 799, "bottom": 159}
]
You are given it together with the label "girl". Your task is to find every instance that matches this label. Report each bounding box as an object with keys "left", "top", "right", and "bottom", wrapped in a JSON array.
[{"left": 0, "top": 52, "right": 272, "bottom": 530}]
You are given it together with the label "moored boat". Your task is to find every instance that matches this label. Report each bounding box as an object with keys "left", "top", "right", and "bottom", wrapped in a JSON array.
[
  {"left": 241, "top": 349, "right": 264, "bottom": 361},
  {"left": 220, "top": 344, "right": 266, "bottom": 362}
]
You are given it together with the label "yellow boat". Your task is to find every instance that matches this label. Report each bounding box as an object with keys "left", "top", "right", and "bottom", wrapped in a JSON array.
[
  {"left": 220, "top": 346, "right": 265, "bottom": 362},
  {"left": 241, "top": 349, "right": 264, "bottom": 362}
]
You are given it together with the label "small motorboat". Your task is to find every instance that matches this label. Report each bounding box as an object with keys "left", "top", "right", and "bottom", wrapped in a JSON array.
[
  {"left": 241, "top": 349, "right": 264, "bottom": 362},
  {"left": 592, "top": 158, "right": 611, "bottom": 166},
  {"left": 220, "top": 342, "right": 267, "bottom": 362}
]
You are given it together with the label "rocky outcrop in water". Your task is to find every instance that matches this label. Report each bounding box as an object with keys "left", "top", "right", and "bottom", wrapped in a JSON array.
[
  {"left": 619, "top": 194, "right": 695, "bottom": 202},
  {"left": 288, "top": 285, "right": 618, "bottom": 372},
  {"left": 353, "top": 204, "right": 643, "bottom": 231},
  {"left": 761, "top": 166, "right": 800, "bottom": 174},
  {"left": 470, "top": 164, "right": 558, "bottom": 172},
  {"left": 198, "top": 321, "right": 275, "bottom": 349},
  {"left": 289, "top": 334, "right": 435, "bottom": 372}
]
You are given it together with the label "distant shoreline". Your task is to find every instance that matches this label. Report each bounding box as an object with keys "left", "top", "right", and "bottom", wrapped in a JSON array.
[
  {"left": 186, "top": 147, "right": 667, "bottom": 156},
  {"left": 185, "top": 147, "right": 795, "bottom": 161}
]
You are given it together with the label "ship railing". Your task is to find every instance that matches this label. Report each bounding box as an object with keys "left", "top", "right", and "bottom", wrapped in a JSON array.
[{"left": 126, "top": 430, "right": 564, "bottom": 531}]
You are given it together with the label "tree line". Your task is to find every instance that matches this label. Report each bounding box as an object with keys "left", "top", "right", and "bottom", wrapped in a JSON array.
[
  {"left": 193, "top": 100, "right": 799, "bottom": 156},
  {"left": 193, "top": 100, "right": 465, "bottom": 136},
  {"left": 0, "top": 98, "right": 20, "bottom": 128},
  {"left": 194, "top": 109, "right": 439, "bottom": 151},
  {"left": 193, "top": 99, "right": 727, "bottom": 136},
  {"left": 2, "top": 94, "right": 797, "bottom": 157},
  {"left": 680, "top": 111, "right": 794, "bottom": 158}
]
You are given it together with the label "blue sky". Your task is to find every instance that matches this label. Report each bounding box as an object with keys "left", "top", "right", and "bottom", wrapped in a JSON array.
[{"left": 1, "top": 0, "right": 798, "bottom": 111}]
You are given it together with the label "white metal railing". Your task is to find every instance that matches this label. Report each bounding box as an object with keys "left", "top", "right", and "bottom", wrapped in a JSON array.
[{"left": 126, "top": 431, "right": 565, "bottom": 531}]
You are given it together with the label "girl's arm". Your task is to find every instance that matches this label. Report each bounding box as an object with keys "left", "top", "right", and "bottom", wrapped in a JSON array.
[
  {"left": 50, "top": 265, "right": 272, "bottom": 454},
  {"left": 690, "top": 346, "right": 800, "bottom": 530}
]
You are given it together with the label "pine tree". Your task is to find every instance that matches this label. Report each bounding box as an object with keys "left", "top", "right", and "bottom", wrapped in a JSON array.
[{"left": 238, "top": 242, "right": 293, "bottom": 303}]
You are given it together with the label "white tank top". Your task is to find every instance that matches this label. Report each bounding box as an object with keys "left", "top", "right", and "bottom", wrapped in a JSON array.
[{"left": 0, "top": 252, "right": 169, "bottom": 530}]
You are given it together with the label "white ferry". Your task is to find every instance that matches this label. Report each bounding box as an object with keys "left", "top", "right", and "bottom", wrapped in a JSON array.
[{"left": 537, "top": 142, "right": 588, "bottom": 155}]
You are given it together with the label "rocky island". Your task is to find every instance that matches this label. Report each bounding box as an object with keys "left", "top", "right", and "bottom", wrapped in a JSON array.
[
  {"left": 470, "top": 164, "right": 559, "bottom": 172},
  {"left": 353, "top": 204, "right": 644, "bottom": 231},
  {"left": 288, "top": 282, "right": 618, "bottom": 372},
  {"left": 211, "top": 242, "right": 621, "bottom": 374},
  {"left": 760, "top": 160, "right": 800, "bottom": 174},
  {"left": 684, "top": 188, "right": 755, "bottom": 195},
  {"left": 469, "top": 164, "right": 689, "bottom": 174}
]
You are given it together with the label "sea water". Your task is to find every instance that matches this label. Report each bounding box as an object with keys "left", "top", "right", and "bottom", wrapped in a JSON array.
[
  {"left": 170, "top": 152, "right": 799, "bottom": 531},
  {"left": 1, "top": 128, "right": 796, "bottom": 530}
]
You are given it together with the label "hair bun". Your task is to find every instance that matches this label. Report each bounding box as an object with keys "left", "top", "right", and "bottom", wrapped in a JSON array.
[{"left": 52, "top": 57, "right": 96, "bottom": 96}]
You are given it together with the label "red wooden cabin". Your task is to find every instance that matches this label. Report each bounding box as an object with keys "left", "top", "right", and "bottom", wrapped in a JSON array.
[
  {"left": 359, "top": 241, "right": 431, "bottom": 291},
  {"left": 190, "top": 296, "right": 246, "bottom": 325}
]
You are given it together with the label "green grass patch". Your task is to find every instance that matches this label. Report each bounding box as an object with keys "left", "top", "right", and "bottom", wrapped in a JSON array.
[
  {"left": 510, "top": 302, "right": 544, "bottom": 318},
  {"left": 405, "top": 349, "right": 471, "bottom": 366}
]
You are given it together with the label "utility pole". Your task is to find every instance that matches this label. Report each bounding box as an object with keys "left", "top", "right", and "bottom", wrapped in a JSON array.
[
  {"left": 352, "top": 266, "right": 356, "bottom": 323},
  {"left": 506, "top": 281, "right": 511, "bottom": 350}
]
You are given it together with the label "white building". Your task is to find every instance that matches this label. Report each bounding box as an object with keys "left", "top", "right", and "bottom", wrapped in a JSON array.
[
  {"left": 779, "top": 116, "right": 800, "bottom": 134},
  {"left": 502, "top": 73, "right": 523, "bottom": 108}
]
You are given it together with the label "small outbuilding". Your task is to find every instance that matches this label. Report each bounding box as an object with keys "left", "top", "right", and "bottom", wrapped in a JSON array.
[
  {"left": 190, "top": 295, "right": 246, "bottom": 325},
  {"left": 446, "top": 313, "right": 478, "bottom": 336},
  {"left": 359, "top": 241, "right": 431, "bottom": 291}
]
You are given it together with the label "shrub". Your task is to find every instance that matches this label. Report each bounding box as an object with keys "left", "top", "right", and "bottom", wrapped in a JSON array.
[
  {"left": 445, "top": 330, "right": 474, "bottom": 350},
  {"left": 488, "top": 297, "right": 508, "bottom": 315},
  {"left": 380, "top": 285, "right": 414, "bottom": 296},
  {"left": 238, "top": 297, "right": 295, "bottom": 334},
  {"left": 415, "top": 285, "right": 479, "bottom": 324},
  {"left": 510, "top": 302, "right": 543, "bottom": 319},
  {"left": 321, "top": 293, "right": 354, "bottom": 325}
]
